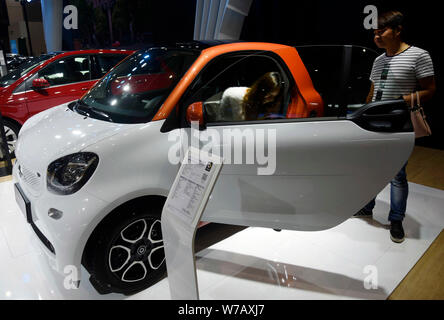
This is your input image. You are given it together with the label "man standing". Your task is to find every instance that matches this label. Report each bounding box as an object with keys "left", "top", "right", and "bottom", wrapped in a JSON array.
[{"left": 354, "top": 10, "right": 436, "bottom": 243}]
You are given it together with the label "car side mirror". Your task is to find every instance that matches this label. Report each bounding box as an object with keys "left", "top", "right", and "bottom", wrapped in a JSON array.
[
  {"left": 186, "top": 102, "right": 205, "bottom": 126},
  {"left": 32, "top": 78, "right": 50, "bottom": 90}
]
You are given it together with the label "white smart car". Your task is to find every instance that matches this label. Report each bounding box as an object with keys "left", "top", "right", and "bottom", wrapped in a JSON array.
[{"left": 12, "top": 42, "right": 414, "bottom": 295}]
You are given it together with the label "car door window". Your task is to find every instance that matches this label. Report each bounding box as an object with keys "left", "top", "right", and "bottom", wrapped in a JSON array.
[
  {"left": 38, "top": 55, "right": 91, "bottom": 86},
  {"left": 296, "top": 46, "right": 345, "bottom": 117},
  {"left": 91, "top": 54, "right": 126, "bottom": 79},
  {"left": 345, "top": 47, "right": 379, "bottom": 113},
  {"left": 182, "top": 52, "right": 291, "bottom": 124}
]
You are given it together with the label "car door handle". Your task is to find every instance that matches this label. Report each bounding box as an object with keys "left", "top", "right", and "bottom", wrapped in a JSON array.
[
  {"left": 361, "top": 109, "right": 408, "bottom": 119},
  {"left": 81, "top": 87, "right": 89, "bottom": 91}
]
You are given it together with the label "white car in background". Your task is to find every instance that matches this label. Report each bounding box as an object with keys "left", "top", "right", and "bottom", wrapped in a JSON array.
[{"left": 12, "top": 41, "right": 414, "bottom": 295}]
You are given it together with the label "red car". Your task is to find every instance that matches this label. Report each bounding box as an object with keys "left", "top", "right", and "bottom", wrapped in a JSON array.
[{"left": 0, "top": 49, "right": 134, "bottom": 155}]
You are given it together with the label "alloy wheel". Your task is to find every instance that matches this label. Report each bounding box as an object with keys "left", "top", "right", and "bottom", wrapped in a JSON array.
[
  {"left": 3, "top": 125, "right": 17, "bottom": 155},
  {"left": 108, "top": 218, "right": 165, "bottom": 283}
]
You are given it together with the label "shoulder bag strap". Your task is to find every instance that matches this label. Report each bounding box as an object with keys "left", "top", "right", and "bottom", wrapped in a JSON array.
[{"left": 416, "top": 91, "right": 421, "bottom": 108}]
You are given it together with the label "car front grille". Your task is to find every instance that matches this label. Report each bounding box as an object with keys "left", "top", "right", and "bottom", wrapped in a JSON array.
[{"left": 18, "top": 164, "right": 43, "bottom": 195}]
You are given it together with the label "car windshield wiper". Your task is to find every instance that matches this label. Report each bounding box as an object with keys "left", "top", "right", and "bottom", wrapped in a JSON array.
[
  {"left": 72, "top": 100, "right": 90, "bottom": 116},
  {"left": 73, "top": 100, "right": 114, "bottom": 122}
]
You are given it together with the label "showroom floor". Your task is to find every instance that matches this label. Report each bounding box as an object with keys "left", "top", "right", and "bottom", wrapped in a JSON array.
[{"left": 0, "top": 146, "right": 443, "bottom": 300}]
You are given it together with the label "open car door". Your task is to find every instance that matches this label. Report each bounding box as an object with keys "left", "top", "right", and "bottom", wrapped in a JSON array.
[
  {"left": 181, "top": 102, "right": 414, "bottom": 231},
  {"left": 171, "top": 46, "right": 414, "bottom": 231}
]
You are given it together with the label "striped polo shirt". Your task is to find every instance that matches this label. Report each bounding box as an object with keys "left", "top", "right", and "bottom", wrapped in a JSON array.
[{"left": 370, "top": 46, "right": 434, "bottom": 101}]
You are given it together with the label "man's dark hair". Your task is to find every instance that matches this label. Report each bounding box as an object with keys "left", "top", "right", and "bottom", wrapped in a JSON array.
[{"left": 378, "top": 10, "right": 405, "bottom": 36}]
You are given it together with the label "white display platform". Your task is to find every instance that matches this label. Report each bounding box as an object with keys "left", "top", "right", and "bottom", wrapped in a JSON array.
[{"left": 0, "top": 179, "right": 443, "bottom": 300}]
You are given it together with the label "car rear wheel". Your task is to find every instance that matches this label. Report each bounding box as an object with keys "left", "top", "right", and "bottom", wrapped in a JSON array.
[
  {"left": 2, "top": 119, "right": 20, "bottom": 158},
  {"left": 85, "top": 207, "right": 166, "bottom": 295}
]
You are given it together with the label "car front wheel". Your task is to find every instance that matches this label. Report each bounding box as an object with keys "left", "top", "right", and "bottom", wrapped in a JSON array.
[{"left": 85, "top": 208, "right": 166, "bottom": 295}]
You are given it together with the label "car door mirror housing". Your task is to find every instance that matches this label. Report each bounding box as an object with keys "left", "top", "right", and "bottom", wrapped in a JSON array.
[
  {"left": 32, "top": 78, "right": 50, "bottom": 90},
  {"left": 186, "top": 102, "right": 205, "bottom": 126}
]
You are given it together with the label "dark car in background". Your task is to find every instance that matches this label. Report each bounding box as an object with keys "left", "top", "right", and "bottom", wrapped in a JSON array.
[{"left": 5, "top": 53, "right": 34, "bottom": 73}]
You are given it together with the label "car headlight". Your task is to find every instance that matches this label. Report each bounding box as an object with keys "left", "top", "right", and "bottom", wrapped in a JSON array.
[{"left": 47, "top": 152, "right": 99, "bottom": 195}]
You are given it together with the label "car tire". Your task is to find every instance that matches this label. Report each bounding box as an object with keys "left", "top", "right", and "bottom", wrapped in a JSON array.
[
  {"left": 2, "top": 119, "right": 20, "bottom": 158},
  {"left": 85, "top": 205, "right": 166, "bottom": 295}
]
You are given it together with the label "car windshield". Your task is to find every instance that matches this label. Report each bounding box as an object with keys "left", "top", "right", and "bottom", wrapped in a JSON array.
[
  {"left": 78, "top": 48, "right": 199, "bottom": 124},
  {"left": 0, "top": 54, "right": 53, "bottom": 87}
]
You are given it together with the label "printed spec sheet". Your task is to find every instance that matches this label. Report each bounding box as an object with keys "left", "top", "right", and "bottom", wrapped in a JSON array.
[{"left": 165, "top": 150, "right": 221, "bottom": 224}]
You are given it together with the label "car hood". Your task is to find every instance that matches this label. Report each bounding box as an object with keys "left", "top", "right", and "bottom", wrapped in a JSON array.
[{"left": 16, "top": 103, "right": 127, "bottom": 170}]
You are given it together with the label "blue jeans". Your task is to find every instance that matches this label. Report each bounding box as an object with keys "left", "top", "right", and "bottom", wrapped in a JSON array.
[{"left": 364, "top": 163, "right": 408, "bottom": 222}]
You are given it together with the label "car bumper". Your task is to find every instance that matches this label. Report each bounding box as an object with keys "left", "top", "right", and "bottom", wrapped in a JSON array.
[{"left": 12, "top": 161, "right": 110, "bottom": 279}]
